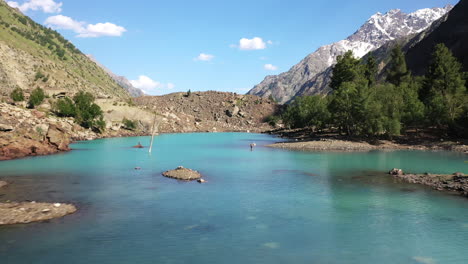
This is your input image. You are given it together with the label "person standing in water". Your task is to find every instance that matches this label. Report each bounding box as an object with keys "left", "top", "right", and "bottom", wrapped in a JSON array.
[{"left": 250, "top": 143, "right": 256, "bottom": 151}]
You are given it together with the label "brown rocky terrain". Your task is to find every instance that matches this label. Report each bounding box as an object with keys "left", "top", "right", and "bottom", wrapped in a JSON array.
[
  {"left": 135, "top": 91, "right": 278, "bottom": 133},
  {"left": 162, "top": 166, "right": 202, "bottom": 181},
  {"left": 390, "top": 169, "right": 468, "bottom": 197},
  {"left": 0, "top": 201, "right": 76, "bottom": 225}
]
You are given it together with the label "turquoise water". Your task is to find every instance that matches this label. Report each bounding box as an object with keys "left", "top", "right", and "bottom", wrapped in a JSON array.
[{"left": 0, "top": 133, "right": 467, "bottom": 264}]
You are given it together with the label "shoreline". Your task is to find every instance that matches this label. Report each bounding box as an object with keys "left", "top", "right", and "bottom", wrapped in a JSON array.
[
  {"left": 390, "top": 170, "right": 468, "bottom": 197},
  {"left": 267, "top": 139, "right": 468, "bottom": 153},
  {"left": 264, "top": 129, "right": 468, "bottom": 153}
]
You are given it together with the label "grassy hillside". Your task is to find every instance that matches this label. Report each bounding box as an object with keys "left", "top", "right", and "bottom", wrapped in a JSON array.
[{"left": 0, "top": 1, "right": 129, "bottom": 99}]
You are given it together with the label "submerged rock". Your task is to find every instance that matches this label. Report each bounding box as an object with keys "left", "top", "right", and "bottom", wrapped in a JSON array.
[
  {"left": 0, "top": 202, "right": 77, "bottom": 225},
  {"left": 162, "top": 167, "right": 202, "bottom": 181},
  {"left": 0, "top": 181, "right": 7, "bottom": 188}
]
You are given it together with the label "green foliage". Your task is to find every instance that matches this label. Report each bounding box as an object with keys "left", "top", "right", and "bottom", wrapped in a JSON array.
[
  {"left": 284, "top": 95, "right": 330, "bottom": 130},
  {"left": 278, "top": 44, "right": 468, "bottom": 138},
  {"left": 423, "top": 44, "right": 467, "bottom": 129},
  {"left": 73, "top": 91, "right": 104, "bottom": 130},
  {"left": 264, "top": 115, "right": 281, "bottom": 127},
  {"left": 10, "top": 87, "right": 24, "bottom": 102},
  {"left": 34, "top": 71, "right": 45, "bottom": 81},
  {"left": 54, "top": 97, "right": 76, "bottom": 117},
  {"left": 364, "top": 55, "right": 378, "bottom": 86},
  {"left": 330, "top": 51, "right": 362, "bottom": 90},
  {"left": 386, "top": 45, "right": 411, "bottom": 86},
  {"left": 53, "top": 91, "right": 105, "bottom": 132},
  {"left": 122, "top": 118, "right": 138, "bottom": 130},
  {"left": 28, "top": 87, "right": 45, "bottom": 108}
]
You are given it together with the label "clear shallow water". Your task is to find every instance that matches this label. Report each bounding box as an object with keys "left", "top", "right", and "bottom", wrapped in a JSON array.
[{"left": 0, "top": 133, "right": 467, "bottom": 264}]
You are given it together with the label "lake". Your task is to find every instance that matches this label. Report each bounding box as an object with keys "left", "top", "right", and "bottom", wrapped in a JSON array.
[{"left": 0, "top": 133, "right": 467, "bottom": 264}]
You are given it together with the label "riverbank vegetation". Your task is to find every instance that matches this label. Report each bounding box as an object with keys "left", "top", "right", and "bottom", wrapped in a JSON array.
[{"left": 281, "top": 44, "right": 468, "bottom": 139}]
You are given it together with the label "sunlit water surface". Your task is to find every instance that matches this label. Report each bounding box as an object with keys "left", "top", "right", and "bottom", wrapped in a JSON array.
[{"left": 0, "top": 133, "right": 467, "bottom": 264}]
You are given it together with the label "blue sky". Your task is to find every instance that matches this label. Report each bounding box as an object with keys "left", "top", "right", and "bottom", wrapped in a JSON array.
[{"left": 8, "top": 0, "right": 459, "bottom": 95}]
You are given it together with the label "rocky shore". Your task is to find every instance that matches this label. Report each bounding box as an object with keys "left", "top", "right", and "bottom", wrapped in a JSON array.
[
  {"left": 389, "top": 169, "right": 468, "bottom": 197},
  {"left": 266, "top": 129, "right": 468, "bottom": 153},
  {"left": 0, "top": 201, "right": 77, "bottom": 225}
]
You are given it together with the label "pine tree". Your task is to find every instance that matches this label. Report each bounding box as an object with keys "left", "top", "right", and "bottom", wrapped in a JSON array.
[
  {"left": 330, "top": 51, "right": 361, "bottom": 90},
  {"left": 423, "top": 44, "right": 467, "bottom": 128},
  {"left": 386, "top": 45, "right": 411, "bottom": 87},
  {"left": 364, "top": 55, "right": 378, "bottom": 86}
]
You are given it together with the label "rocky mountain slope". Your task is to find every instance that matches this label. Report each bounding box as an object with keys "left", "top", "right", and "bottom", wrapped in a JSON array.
[
  {"left": 87, "top": 55, "right": 144, "bottom": 97},
  {"left": 406, "top": 0, "right": 468, "bottom": 75},
  {"left": 135, "top": 91, "right": 279, "bottom": 133},
  {"left": 0, "top": 1, "right": 129, "bottom": 99},
  {"left": 248, "top": 6, "right": 452, "bottom": 104}
]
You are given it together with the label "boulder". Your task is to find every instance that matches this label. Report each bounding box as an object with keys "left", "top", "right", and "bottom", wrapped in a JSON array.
[
  {"left": 389, "top": 168, "right": 404, "bottom": 176},
  {"left": 0, "top": 181, "right": 7, "bottom": 188},
  {"left": 46, "top": 125, "right": 70, "bottom": 151},
  {"left": 162, "top": 167, "right": 202, "bottom": 181},
  {"left": 0, "top": 124, "right": 14, "bottom": 132}
]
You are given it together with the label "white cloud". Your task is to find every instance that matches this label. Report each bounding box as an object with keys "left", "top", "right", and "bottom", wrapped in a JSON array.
[
  {"left": 264, "top": 64, "right": 278, "bottom": 71},
  {"left": 44, "top": 15, "right": 84, "bottom": 32},
  {"left": 238, "top": 37, "right": 267, "bottom": 50},
  {"left": 7, "top": 0, "right": 62, "bottom": 13},
  {"left": 45, "top": 15, "right": 126, "bottom": 38},
  {"left": 195, "top": 53, "right": 214, "bottom": 61},
  {"left": 267, "top": 40, "right": 273, "bottom": 45},
  {"left": 130, "top": 75, "right": 174, "bottom": 94},
  {"left": 78, "top": 22, "right": 127, "bottom": 38}
]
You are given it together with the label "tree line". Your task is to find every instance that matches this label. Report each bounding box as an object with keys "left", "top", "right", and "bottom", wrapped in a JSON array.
[{"left": 282, "top": 44, "right": 468, "bottom": 138}]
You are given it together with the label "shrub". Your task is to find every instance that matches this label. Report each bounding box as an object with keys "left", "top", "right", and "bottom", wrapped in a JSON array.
[
  {"left": 122, "top": 118, "right": 137, "bottom": 130},
  {"left": 54, "top": 97, "right": 76, "bottom": 117},
  {"left": 28, "top": 87, "right": 45, "bottom": 108},
  {"left": 10, "top": 87, "right": 24, "bottom": 102}
]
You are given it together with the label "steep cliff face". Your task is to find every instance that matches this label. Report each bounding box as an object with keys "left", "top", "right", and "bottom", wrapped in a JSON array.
[
  {"left": 406, "top": 0, "right": 468, "bottom": 75},
  {"left": 248, "top": 6, "right": 452, "bottom": 104},
  {"left": 0, "top": 1, "right": 130, "bottom": 99}
]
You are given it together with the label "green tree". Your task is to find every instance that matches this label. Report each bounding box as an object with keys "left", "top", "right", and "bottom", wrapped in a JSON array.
[
  {"left": 73, "top": 91, "right": 105, "bottom": 130},
  {"left": 283, "top": 95, "right": 330, "bottom": 130},
  {"left": 54, "top": 97, "right": 76, "bottom": 117},
  {"left": 122, "top": 118, "right": 137, "bottom": 130},
  {"left": 364, "top": 55, "right": 378, "bottom": 86},
  {"left": 330, "top": 51, "right": 361, "bottom": 90},
  {"left": 386, "top": 45, "right": 411, "bottom": 87},
  {"left": 10, "top": 87, "right": 24, "bottom": 102},
  {"left": 28, "top": 87, "right": 45, "bottom": 108},
  {"left": 423, "top": 44, "right": 467, "bottom": 129}
]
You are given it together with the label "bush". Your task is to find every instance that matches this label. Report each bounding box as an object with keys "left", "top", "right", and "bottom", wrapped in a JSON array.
[
  {"left": 10, "top": 87, "right": 24, "bottom": 102},
  {"left": 54, "top": 97, "right": 76, "bottom": 117},
  {"left": 264, "top": 115, "right": 280, "bottom": 127},
  {"left": 73, "top": 91, "right": 105, "bottom": 131},
  {"left": 122, "top": 118, "right": 137, "bottom": 130},
  {"left": 28, "top": 87, "right": 45, "bottom": 108}
]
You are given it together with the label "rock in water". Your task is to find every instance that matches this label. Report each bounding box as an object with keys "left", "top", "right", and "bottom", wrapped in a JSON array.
[
  {"left": 162, "top": 167, "right": 202, "bottom": 181},
  {"left": 0, "top": 181, "right": 7, "bottom": 188}
]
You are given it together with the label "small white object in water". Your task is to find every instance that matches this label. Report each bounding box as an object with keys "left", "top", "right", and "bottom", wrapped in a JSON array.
[
  {"left": 54, "top": 203, "right": 61, "bottom": 208},
  {"left": 262, "top": 242, "right": 280, "bottom": 249},
  {"left": 412, "top": 256, "right": 437, "bottom": 264}
]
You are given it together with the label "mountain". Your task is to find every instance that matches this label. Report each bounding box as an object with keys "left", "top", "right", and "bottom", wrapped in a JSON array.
[
  {"left": 86, "top": 55, "right": 144, "bottom": 97},
  {"left": 0, "top": 1, "right": 129, "bottom": 99},
  {"left": 248, "top": 5, "right": 453, "bottom": 104},
  {"left": 406, "top": 0, "right": 468, "bottom": 75}
]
